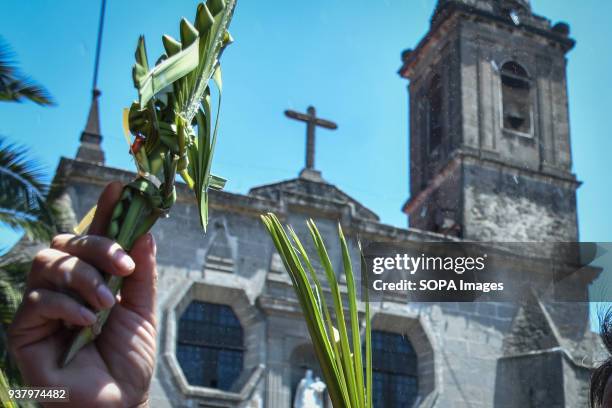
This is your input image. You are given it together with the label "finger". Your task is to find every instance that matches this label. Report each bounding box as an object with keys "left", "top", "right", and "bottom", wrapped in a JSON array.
[
  {"left": 89, "top": 181, "right": 123, "bottom": 236},
  {"left": 13, "top": 289, "right": 96, "bottom": 330},
  {"left": 9, "top": 289, "right": 96, "bottom": 356},
  {"left": 120, "top": 233, "right": 157, "bottom": 325},
  {"left": 28, "top": 248, "right": 116, "bottom": 310},
  {"left": 50, "top": 233, "right": 135, "bottom": 277}
]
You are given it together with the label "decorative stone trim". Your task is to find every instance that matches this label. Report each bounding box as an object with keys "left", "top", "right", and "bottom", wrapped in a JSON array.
[
  {"left": 162, "top": 356, "right": 264, "bottom": 405},
  {"left": 371, "top": 307, "right": 438, "bottom": 402},
  {"left": 161, "top": 280, "right": 265, "bottom": 405}
]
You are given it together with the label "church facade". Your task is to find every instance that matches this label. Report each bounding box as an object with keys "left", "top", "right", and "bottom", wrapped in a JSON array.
[{"left": 43, "top": 0, "right": 603, "bottom": 407}]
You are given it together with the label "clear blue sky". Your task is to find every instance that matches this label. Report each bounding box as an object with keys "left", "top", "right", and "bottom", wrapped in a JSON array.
[{"left": 1, "top": 1, "right": 611, "bottom": 321}]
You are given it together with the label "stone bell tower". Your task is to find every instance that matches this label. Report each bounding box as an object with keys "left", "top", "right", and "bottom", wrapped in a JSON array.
[{"left": 399, "top": 0, "right": 580, "bottom": 241}]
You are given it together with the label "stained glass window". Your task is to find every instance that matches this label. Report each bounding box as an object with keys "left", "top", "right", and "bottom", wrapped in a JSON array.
[
  {"left": 176, "top": 301, "right": 244, "bottom": 390},
  {"left": 371, "top": 331, "right": 418, "bottom": 407}
]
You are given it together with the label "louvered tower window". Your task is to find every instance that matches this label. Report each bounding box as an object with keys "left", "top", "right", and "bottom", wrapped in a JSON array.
[{"left": 501, "top": 61, "right": 532, "bottom": 134}]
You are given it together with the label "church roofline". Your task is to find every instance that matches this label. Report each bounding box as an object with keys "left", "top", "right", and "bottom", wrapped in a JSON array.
[
  {"left": 52, "top": 157, "right": 283, "bottom": 216},
  {"left": 398, "top": 1, "right": 575, "bottom": 79},
  {"left": 48, "top": 156, "right": 596, "bottom": 251},
  {"left": 248, "top": 176, "right": 380, "bottom": 222},
  {"left": 52, "top": 156, "right": 463, "bottom": 243}
]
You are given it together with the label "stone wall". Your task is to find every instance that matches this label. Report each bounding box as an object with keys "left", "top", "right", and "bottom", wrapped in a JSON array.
[
  {"left": 47, "top": 155, "right": 599, "bottom": 407},
  {"left": 462, "top": 160, "right": 578, "bottom": 241}
]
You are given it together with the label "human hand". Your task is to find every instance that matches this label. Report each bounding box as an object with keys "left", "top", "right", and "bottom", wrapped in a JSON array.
[{"left": 8, "top": 182, "right": 157, "bottom": 407}]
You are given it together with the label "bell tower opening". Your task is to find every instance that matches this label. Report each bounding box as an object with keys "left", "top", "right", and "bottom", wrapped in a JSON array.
[{"left": 500, "top": 61, "right": 532, "bottom": 135}]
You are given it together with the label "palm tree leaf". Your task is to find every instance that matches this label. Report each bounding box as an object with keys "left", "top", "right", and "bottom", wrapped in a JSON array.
[
  {"left": 0, "top": 208, "right": 53, "bottom": 241},
  {"left": 0, "top": 137, "right": 47, "bottom": 194},
  {"left": 0, "top": 38, "right": 54, "bottom": 106},
  {"left": 0, "top": 79, "right": 54, "bottom": 106},
  {"left": 0, "top": 137, "right": 55, "bottom": 240},
  {"left": 0, "top": 261, "right": 28, "bottom": 324},
  {"left": 0, "top": 44, "right": 15, "bottom": 78},
  {"left": 0, "top": 367, "right": 18, "bottom": 408}
]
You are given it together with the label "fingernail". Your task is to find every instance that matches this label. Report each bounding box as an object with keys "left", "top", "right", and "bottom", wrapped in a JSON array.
[
  {"left": 113, "top": 250, "right": 135, "bottom": 272},
  {"left": 148, "top": 233, "right": 157, "bottom": 256},
  {"left": 96, "top": 284, "right": 115, "bottom": 308},
  {"left": 80, "top": 307, "right": 96, "bottom": 325}
]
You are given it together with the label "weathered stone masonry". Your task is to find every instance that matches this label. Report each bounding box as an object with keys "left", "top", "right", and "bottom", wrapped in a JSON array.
[{"left": 20, "top": 0, "right": 605, "bottom": 407}]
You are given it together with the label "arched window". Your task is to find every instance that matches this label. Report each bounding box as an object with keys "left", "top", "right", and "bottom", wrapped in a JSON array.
[
  {"left": 427, "top": 74, "right": 443, "bottom": 153},
  {"left": 176, "top": 301, "right": 244, "bottom": 390},
  {"left": 371, "top": 331, "right": 418, "bottom": 407},
  {"left": 501, "top": 61, "right": 531, "bottom": 134}
]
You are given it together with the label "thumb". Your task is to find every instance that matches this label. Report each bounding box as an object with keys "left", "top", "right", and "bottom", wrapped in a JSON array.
[{"left": 120, "top": 232, "right": 157, "bottom": 325}]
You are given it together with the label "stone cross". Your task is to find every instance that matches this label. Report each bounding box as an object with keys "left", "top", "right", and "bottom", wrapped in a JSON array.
[{"left": 284, "top": 106, "right": 337, "bottom": 171}]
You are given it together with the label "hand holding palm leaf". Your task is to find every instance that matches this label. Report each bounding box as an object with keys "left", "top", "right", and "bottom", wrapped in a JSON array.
[{"left": 62, "top": 0, "right": 236, "bottom": 366}]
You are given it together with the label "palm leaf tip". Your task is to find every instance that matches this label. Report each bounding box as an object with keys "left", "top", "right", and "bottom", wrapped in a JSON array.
[
  {"left": 127, "top": 0, "right": 234, "bottom": 235},
  {"left": 261, "top": 213, "right": 372, "bottom": 408}
]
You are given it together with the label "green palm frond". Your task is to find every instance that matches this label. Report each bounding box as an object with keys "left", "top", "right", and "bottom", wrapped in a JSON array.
[
  {"left": 261, "top": 213, "right": 372, "bottom": 408},
  {"left": 128, "top": 0, "right": 233, "bottom": 231},
  {"left": 62, "top": 0, "right": 236, "bottom": 366},
  {"left": 0, "top": 137, "right": 55, "bottom": 241},
  {"left": 0, "top": 138, "right": 47, "bottom": 193},
  {"left": 0, "top": 39, "right": 54, "bottom": 106},
  {"left": 0, "top": 261, "right": 28, "bottom": 325},
  {"left": 0, "top": 261, "right": 30, "bottom": 400},
  {"left": 0, "top": 208, "right": 53, "bottom": 242},
  {"left": 0, "top": 367, "right": 18, "bottom": 408}
]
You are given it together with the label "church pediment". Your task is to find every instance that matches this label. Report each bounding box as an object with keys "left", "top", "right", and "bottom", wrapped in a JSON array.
[
  {"left": 248, "top": 105, "right": 378, "bottom": 222},
  {"left": 248, "top": 177, "right": 379, "bottom": 222}
]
